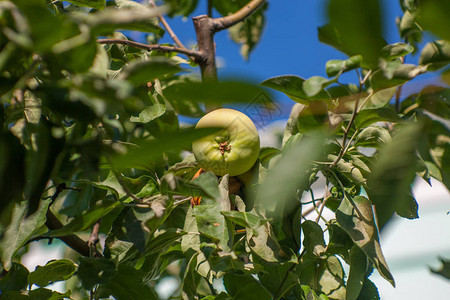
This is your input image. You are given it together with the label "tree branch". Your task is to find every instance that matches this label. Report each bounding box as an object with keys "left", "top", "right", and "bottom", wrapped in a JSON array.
[
  {"left": 97, "top": 39, "right": 203, "bottom": 60},
  {"left": 45, "top": 184, "right": 101, "bottom": 257},
  {"left": 148, "top": 0, "right": 187, "bottom": 50},
  {"left": 212, "top": 0, "right": 266, "bottom": 32}
]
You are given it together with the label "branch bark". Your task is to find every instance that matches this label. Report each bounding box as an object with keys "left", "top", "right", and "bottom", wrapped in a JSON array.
[
  {"left": 97, "top": 39, "right": 203, "bottom": 59},
  {"left": 44, "top": 184, "right": 101, "bottom": 257},
  {"left": 212, "top": 0, "right": 266, "bottom": 31},
  {"left": 148, "top": 0, "right": 187, "bottom": 50}
]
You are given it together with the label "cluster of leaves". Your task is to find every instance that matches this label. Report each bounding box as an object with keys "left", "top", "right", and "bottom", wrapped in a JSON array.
[{"left": 0, "top": 0, "right": 449, "bottom": 299}]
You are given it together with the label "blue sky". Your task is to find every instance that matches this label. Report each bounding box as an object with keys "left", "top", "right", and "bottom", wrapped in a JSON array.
[{"left": 148, "top": 0, "right": 409, "bottom": 118}]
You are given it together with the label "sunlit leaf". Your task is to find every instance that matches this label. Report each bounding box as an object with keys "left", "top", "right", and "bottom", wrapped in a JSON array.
[{"left": 326, "top": 55, "right": 362, "bottom": 77}]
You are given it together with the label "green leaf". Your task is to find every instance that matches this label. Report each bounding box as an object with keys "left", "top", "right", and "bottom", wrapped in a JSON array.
[
  {"left": 28, "top": 288, "right": 71, "bottom": 300},
  {"left": 261, "top": 75, "right": 329, "bottom": 104},
  {"left": 430, "top": 257, "right": 450, "bottom": 280},
  {"left": 302, "top": 220, "right": 326, "bottom": 258},
  {"left": 346, "top": 246, "right": 368, "bottom": 300},
  {"left": 28, "top": 259, "right": 76, "bottom": 287},
  {"left": 79, "top": 6, "right": 164, "bottom": 36},
  {"left": 0, "top": 130, "right": 25, "bottom": 219},
  {"left": 355, "top": 108, "right": 402, "bottom": 129},
  {"left": 255, "top": 257, "right": 300, "bottom": 297},
  {"left": 0, "top": 200, "right": 49, "bottom": 270},
  {"left": 66, "top": 0, "right": 106, "bottom": 10},
  {"left": 110, "top": 127, "right": 219, "bottom": 169},
  {"left": 370, "top": 63, "right": 428, "bottom": 91},
  {"left": 303, "top": 76, "right": 334, "bottom": 97},
  {"left": 354, "top": 126, "right": 391, "bottom": 147},
  {"left": 301, "top": 285, "right": 330, "bottom": 300},
  {"left": 381, "top": 43, "right": 414, "bottom": 60},
  {"left": 24, "top": 119, "right": 65, "bottom": 215},
  {"left": 257, "top": 134, "right": 325, "bottom": 221},
  {"left": 165, "top": 81, "right": 270, "bottom": 107},
  {"left": 418, "top": 0, "right": 450, "bottom": 41},
  {"left": 246, "top": 211, "right": 296, "bottom": 263},
  {"left": 223, "top": 272, "right": 272, "bottom": 300},
  {"left": 336, "top": 196, "right": 395, "bottom": 286},
  {"left": 77, "top": 258, "right": 117, "bottom": 290},
  {"left": 398, "top": 11, "right": 422, "bottom": 45},
  {"left": 326, "top": 55, "right": 362, "bottom": 77},
  {"left": 46, "top": 201, "right": 121, "bottom": 237},
  {"left": 298, "top": 255, "right": 346, "bottom": 299},
  {"left": 319, "top": 0, "right": 385, "bottom": 67},
  {"left": 194, "top": 203, "right": 233, "bottom": 251},
  {"left": 130, "top": 103, "right": 166, "bottom": 123},
  {"left": 164, "top": 0, "right": 199, "bottom": 17},
  {"left": 419, "top": 40, "right": 450, "bottom": 71},
  {"left": 0, "top": 263, "right": 29, "bottom": 292},
  {"left": 356, "top": 279, "right": 380, "bottom": 300},
  {"left": 118, "top": 58, "right": 183, "bottom": 85},
  {"left": 366, "top": 123, "right": 421, "bottom": 227},
  {"left": 221, "top": 210, "right": 269, "bottom": 234},
  {"left": 98, "top": 264, "right": 158, "bottom": 300}
]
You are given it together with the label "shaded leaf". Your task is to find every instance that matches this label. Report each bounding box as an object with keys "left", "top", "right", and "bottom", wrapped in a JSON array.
[
  {"left": 66, "top": 0, "right": 106, "bottom": 10},
  {"left": 319, "top": 0, "right": 385, "bottom": 67},
  {"left": 261, "top": 75, "right": 329, "bottom": 104},
  {"left": 77, "top": 258, "right": 117, "bottom": 290},
  {"left": 98, "top": 264, "right": 157, "bottom": 300},
  {"left": 46, "top": 201, "right": 121, "bottom": 237},
  {"left": 430, "top": 257, "right": 450, "bottom": 280},
  {"left": 336, "top": 196, "right": 395, "bottom": 286},
  {"left": 118, "top": 58, "right": 183, "bottom": 85},
  {"left": 355, "top": 108, "right": 402, "bottom": 129},
  {"left": 0, "top": 200, "right": 50, "bottom": 270},
  {"left": 366, "top": 124, "right": 421, "bottom": 227},
  {"left": 346, "top": 246, "right": 368, "bottom": 300},
  {"left": 418, "top": 0, "right": 450, "bottom": 41},
  {"left": 223, "top": 272, "right": 272, "bottom": 300},
  {"left": 381, "top": 43, "right": 414, "bottom": 60},
  {"left": 0, "top": 263, "right": 29, "bottom": 292},
  {"left": 28, "top": 259, "right": 76, "bottom": 287},
  {"left": 419, "top": 40, "right": 450, "bottom": 71}
]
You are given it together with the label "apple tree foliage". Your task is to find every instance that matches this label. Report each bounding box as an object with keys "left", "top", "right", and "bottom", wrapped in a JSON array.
[{"left": 0, "top": 0, "right": 449, "bottom": 299}]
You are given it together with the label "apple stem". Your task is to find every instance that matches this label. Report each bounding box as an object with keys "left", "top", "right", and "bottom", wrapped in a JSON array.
[{"left": 218, "top": 141, "right": 231, "bottom": 155}]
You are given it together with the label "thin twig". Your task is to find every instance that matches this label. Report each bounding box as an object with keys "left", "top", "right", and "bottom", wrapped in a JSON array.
[
  {"left": 88, "top": 220, "right": 101, "bottom": 252},
  {"left": 302, "top": 200, "right": 322, "bottom": 219},
  {"left": 273, "top": 263, "right": 296, "bottom": 300},
  {"left": 148, "top": 0, "right": 187, "bottom": 50},
  {"left": 332, "top": 69, "right": 372, "bottom": 166},
  {"left": 213, "top": 0, "right": 266, "bottom": 32},
  {"left": 395, "top": 56, "right": 405, "bottom": 113},
  {"left": 97, "top": 39, "right": 203, "bottom": 59},
  {"left": 315, "top": 195, "right": 330, "bottom": 223}
]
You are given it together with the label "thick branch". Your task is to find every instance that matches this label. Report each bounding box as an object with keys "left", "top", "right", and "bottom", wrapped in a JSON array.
[
  {"left": 213, "top": 0, "right": 266, "bottom": 32},
  {"left": 97, "top": 39, "right": 203, "bottom": 59},
  {"left": 45, "top": 210, "right": 92, "bottom": 257}
]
